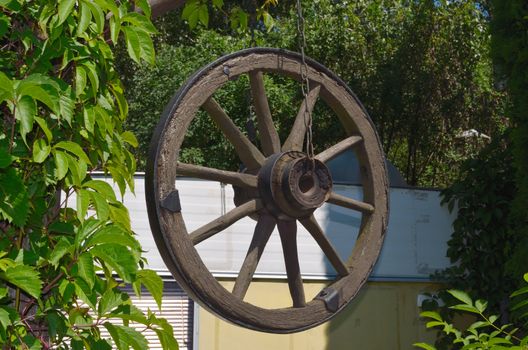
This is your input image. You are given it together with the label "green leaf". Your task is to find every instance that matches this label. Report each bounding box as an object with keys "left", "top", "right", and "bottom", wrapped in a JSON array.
[
  {"left": 0, "top": 147, "right": 13, "bottom": 168},
  {"left": 413, "top": 343, "right": 436, "bottom": 350},
  {"left": 16, "top": 79, "right": 59, "bottom": 114},
  {"left": 121, "top": 131, "right": 138, "bottom": 147},
  {"left": 104, "top": 323, "right": 148, "bottom": 350},
  {"left": 0, "top": 265, "right": 42, "bottom": 299},
  {"left": 34, "top": 117, "right": 52, "bottom": 143},
  {"left": 137, "top": 269, "right": 163, "bottom": 310},
  {"left": 0, "top": 13, "right": 9, "bottom": 38},
  {"left": 108, "top": 304, "right": 148, "bottom": 324},
  {"left": 82, "top": 180, "right": 117, "bottom": 201},
  {"left": 74, "top": 219, "right": 102, "bottom": 249},
  {"left": 32, "top": 138, "right": 51, "bottom": 163},
  {"left": 120, "top": 12, "right": 157, "bottom": 34},
  {"left": 0, "top": 72, "right": 13, "bottom": 101},
  {"left": 0, "top": 307, "right": 11, "bottom": 330},
  {"left": 82, "top": 61, "right": 99, "bottom": 99},
  {"left": 90, "top": 191, "right": 110, "bottom": 220},
  {"left": 85, "top": 225, "right": 139, "bottom": 250},
  {"left": 110, "top": 82, "right": 128, "bottom": 119},
  {"left": 77, "top": 1, "right": 91, "bottom": 36},
  {"left": 15, "top": 95, "right": 36, "bottom": 142},
  {"left": 46, "top": 311, "right": 67, "bottom": 341},
  {"left": 136, "top": 29, "right": 155, "bottom": 65},
  {"left": 182, "top": 1, "right": 198, "bottom": 20},
  {"left": 76, "top": 188, "right": 90, "bottom": 222},
  {"left": 212, "top": 0, "right": 223, "bottom": 9},
  {"left": 98, "top": 288, "right": 127, "bottom": 315},
  {"left": 21, "top": 335, "right": 42, "bottom": 350},
  {"left": 420, "top": 311, "right": 442, "bottom": 322},
  {"left": 59, "top": 91, "right": 74, "bottom": 124},
  {"left": 425, "top": 321, "right": 444, "bottom": 328},
  {"left": 109, "top": 16, "right": 121, "bottom": 44},
  {"left": 237, "top": 10, "right": 248, "bottom": 29},
  {"left": 109, "top": 202, "right": 131, "bottom": 230},
  {"left": 83, "top": 106, "right": 95, "bottom": 133},
  {"left": 154, "top": 328, "right": 179, "bottom": 350},
  {"left": 188, "top": 8, "right": 199, "bottom": 28},
  {"left": 93, "top": 0, "right": 119, "bottom": 17},
  {"left": 54, "top": 141, "right": 91, "bottom": 164},
  {"left": 90, "top": 244, "right": 137, "bottom": 282},
  {"left": 75, "top": 65, "right": 87, "bottom": 97},
  {"left": 450, "top": 304, "right": 480, "bottom": 314},
  {"left": 58, "top": 280, "right": 75, "bottom": 303},
  {"left": 123, "top": 26, "right": 141, "bottom": 64},
  {"left": 512, "top": 286, "right": 528, "bottom": 297},
  {"left": 448, "top": 290, "right": 473, "bottom": 306},
  {"left": 0, "top": 168, "right": 29, "bottom": 226},
  {"left": 76, "top": 252, "right": 95, "bottom": 288},
  {"left": 475, "top": 299, "right": 487, "bottom": 313},
  {"left": 57, "top": 0, "right": 76, "bottom": 25},
  {"left": 49, "top": 237, "right": 72, "bottom": 268},
  {"left": 198, "top": 4, "right": 209, "bottom": 27},
  {"left": 84, "top": 0, "right": 104, "bottom": 33},
  {"left": 65, "top": 153, "right": 82, "bottom": 186},
  {"left": 53, "top": 150, "right": 69, "bottom": 180},
  {"left": 134, "top": 0, "right": 151, "bottom": 17},
  {"left": 74, "top": 276, "right": 96, "bottom": 309}
]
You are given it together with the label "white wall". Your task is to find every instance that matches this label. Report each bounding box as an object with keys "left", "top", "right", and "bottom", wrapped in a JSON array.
[{"left": 92, "top": 175, "right": 455, "bottom": 282}]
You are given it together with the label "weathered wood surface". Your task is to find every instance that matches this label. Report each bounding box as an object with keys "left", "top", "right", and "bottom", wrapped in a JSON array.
[
  {"left": 203, "top": 97, "right": 265, "bottom": 170},
  {"left": 177, "top": 162, "right": 257, "bottom": 188},
  {"left": 249, "top": 71, "right": 281, "bottom": 156},
  {"left": 277, "top": 220, "right": 306, "bottom": 308},
  {"left": 232, "top": 214, "right": 276, "bottom": 299},
  {"left": 316, "top": 135, "right": 363, "bottom": 163},
  {"left": 327, "top": 192, "right": 374, "bottom": 214},
  {"left": 189, "top": 199, "right": 262, "bottom": 245},
  {"left": 146, "top": 49, "right": 389, "bottom": 333},
  {"left": 282, "top": 85, "right": 321, "bottom": 152}
]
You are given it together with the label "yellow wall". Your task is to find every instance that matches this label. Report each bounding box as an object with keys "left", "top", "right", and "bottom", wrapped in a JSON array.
[{"left": 196, "top": 280, "right": 440, "bottom": 350}]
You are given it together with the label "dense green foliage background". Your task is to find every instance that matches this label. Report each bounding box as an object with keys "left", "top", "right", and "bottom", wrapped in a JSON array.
[
  {"left": 121, "top": 0, "right": 506, "bottom": 188},
  {"left": 0, "top": 0, "right": 177, "bottom": 348},
  {"left": 436, "top": 0, "right": 528, "bottom": 322}
]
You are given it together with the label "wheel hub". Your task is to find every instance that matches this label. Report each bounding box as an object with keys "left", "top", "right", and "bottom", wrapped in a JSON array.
[{"left": 257, "top": 152, "right": 332, "bottom": 220}]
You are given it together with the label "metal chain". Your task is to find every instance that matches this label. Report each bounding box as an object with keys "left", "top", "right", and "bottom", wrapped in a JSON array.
[
  {"left": 296, "top": 0, "right": 315, "bottom": 161},
  {"left": 245, "top": 0, "right": 258, "bottom": 144}
]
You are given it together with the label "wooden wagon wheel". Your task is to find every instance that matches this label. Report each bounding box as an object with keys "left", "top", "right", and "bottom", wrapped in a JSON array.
[{"left": 145, "top": 48, "right": 389, "bottom": 333}]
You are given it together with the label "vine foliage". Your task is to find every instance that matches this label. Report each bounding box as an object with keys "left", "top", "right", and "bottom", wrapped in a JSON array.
[{"left": 0, "top": 0, "right": 177, "bottom": 348}]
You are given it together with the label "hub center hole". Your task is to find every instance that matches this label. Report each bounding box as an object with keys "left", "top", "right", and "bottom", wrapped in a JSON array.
[{"left": 299, "top": 174, "right": 315, "bottom": 193}]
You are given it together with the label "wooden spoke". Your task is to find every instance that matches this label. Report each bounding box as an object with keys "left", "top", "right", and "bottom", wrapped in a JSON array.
[
  {"left": 327, "top": 192, "right": 374, "bottom": 214},
  {"left": 190, "top": 199, "right": 262, "bottom": 245},
  {"left": 177, "top": 162, "right": 257, "bottom": 188},
  {"left": 277, "top": 220, "right": 306, "bottom": 308},
  {"left": 315, "top": 136, "right": 363, "bottom": 163},
  {"left": 282, "top": 85, "right": 321, "bottom": 152},
  {"left": 299, "top": 215, "right": 349, "bottom": 276},
  {"left": 249, "top": 71, "right": 281, "bottom": 156},
  {"left": 203, "top": 97, "right": 265, "bottom": 170},
  {"left": 232, "top": 214, "right": 276, "bottom": 299}
]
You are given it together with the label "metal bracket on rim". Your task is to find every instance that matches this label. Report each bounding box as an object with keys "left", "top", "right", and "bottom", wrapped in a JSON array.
[
  {"left": 315, "top": 287, "right": 340, "bottom": 312},
  {"left": 160, "top": 190, "right": 182, "bottom": 213}
]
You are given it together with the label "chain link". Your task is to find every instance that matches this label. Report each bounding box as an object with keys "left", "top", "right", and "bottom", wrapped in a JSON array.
[
  {"left": 245, "top": 0, "right": 258, "bottom": 144},
  {"left": 296, "top": 0, "right": 315, "bottom": 161}
]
